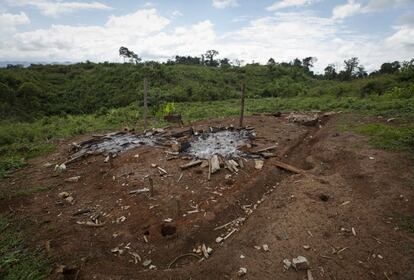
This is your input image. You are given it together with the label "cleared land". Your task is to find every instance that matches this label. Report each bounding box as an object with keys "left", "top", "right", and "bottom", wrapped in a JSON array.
[{"left": 1, "top": 113, "right": 413, "bottom": 279}]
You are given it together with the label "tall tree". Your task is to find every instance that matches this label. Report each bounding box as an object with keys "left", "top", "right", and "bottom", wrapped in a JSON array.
[
  {"left": 119, "top": 46, "right": 141, "bottom": 64},
  {"left": 204, "top": 50, "right": 219, "bottom": 67},
  {"left": 324, "top": 64, "right": 337, "bottom": 80}
]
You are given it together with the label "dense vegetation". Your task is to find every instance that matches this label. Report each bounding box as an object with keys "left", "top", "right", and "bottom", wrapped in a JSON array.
[{"left": 1, "top": 54, "right": 413, "bottom": 120}]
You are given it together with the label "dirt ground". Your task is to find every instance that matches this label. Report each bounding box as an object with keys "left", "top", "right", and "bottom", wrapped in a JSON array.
[{"left": 1, "top": 113, "right": 414, "bottom": 280}]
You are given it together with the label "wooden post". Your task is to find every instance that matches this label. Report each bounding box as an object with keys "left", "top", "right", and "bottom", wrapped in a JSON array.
[
  {"left": 239, "top": 82, "right": 245, "bottom": 127},
  {"left": 143, "top": 78, "right": 148, "bottom": 129}
]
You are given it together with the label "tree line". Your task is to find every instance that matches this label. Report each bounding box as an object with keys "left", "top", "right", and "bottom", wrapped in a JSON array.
[{"left": 0, "top": 48, "right": 412, "bottom": 121}]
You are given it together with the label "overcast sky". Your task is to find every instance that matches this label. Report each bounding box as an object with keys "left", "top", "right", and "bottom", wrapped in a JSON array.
[{"left": 0, "top": 0, "right": 413, "bottom": 72}]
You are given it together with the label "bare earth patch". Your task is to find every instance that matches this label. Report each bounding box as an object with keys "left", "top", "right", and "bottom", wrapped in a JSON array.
[{"left": 1, "top": 113, "right": 413, "bottom": 280}]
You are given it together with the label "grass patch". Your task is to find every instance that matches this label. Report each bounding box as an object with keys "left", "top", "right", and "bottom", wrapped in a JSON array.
[
  {"left": 355, "top": 123, "right": 414, "bottom": 152},
  {"left": 0, "top": 216, "right": 51, "bottom": 280}
]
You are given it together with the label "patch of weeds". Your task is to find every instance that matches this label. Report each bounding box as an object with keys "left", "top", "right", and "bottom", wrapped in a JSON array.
[
  {"left": 0, "top": 186, "right": 52, "bottom": 200},
  {"left": 395, "top": 214, "right": 414, "bottom": 234},
  {"left": 355, "top": 123, "right": 414, "bottom": 152},
  {"left": 0, "top": 156, "right": 27, "bottom": 179},
  {"left": 0, "top": 216, "right": 51, "bottom": 280}
]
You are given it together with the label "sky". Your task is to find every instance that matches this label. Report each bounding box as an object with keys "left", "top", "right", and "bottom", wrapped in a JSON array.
[{"left": 0, "top": 0, "right": 414, "bottom": 72}]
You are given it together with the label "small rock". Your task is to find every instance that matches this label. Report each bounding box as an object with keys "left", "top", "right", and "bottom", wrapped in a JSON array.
[
  {"left": 292, "top": 256, "right": 309, "bottom": 270},
  {"left": 164, "top": 218, "right": 173, "bottom": 223},
  {"left": 369, "top": 156, "right": 375, "bottom": 160},
  {"left": 151, "top": 163, "right": 157, "bottom": 168},
  {"left": 262, "top": 244, "right": 269, "bottom": 251},
  {"left": 240, "top": 254, "right": 245, "bottom": 259},
  {"left": 253, "top": 245, "right": 261, "bottom": 250},
  {"left": 303, "top": 245, "right": 311, "bottom": 250},
  {"left": 54, "top": 163, "right": 66, "bottom": 172},
  {"left": 142, "top": 259, "right": 152, "bottom": 267},
  {"left": 237, "top": 267, "right": 247, "bottom": 277},
  {"left": 215, "top": 236, "right": 224, "bottom": 243},
  {"left": 104, "top": 156, "right": 110, "bottom": 163},
  {"left": 283, "top": 259, "right": 292, "bottom": 270},
  {"left": 254, "top": 160, "right": 264, "bottom": 170},
  {"left": 65, "top": 196, "right": 74, "bottom": 203},
  {"left": 111, "top": 247, "right": 124, "bottom": 255},
  {"left": 58, "top": 192, "right": 70, "bottom": 199},
  {"left": 65, "top": 176, "right": 81, "bottom": 183}
]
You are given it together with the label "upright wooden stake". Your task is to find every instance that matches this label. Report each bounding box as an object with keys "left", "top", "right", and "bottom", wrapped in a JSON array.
[
  {"left": 239, "top": 82, "right": 245, "bottom": 127},
  {"left": 143, "top": 78, "right": 148, "bottom": 129}
]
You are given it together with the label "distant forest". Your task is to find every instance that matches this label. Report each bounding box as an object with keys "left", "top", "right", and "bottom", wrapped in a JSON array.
[{"left": 1, "top": 48, "right": 413, "bottom": 120}]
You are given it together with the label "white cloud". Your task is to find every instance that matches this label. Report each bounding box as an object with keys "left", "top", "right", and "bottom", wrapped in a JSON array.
[
  {"left": 365, "top": 0, "right": 413, "bottom": 11},
  {"left": 0, "top": 12, "right": 30, "bottom": 33},
  {"left": 212, "top": 0, "right": 238, "bottom": 9},
  {"left": 2, "top": 9, "right": 215, "bottom": 62},
  {"left": 266, "top": 0, "right": 316, "bottom": 11},
  {"left": 6, "top": 0, "right": 112, "bottom": 17},
  {"left": 171, "top": 10, "right": 183, "bottom": 18},
  {"left": 332, "top": 0, "right": 362, "bottom": 20},
  {"left": 332, "top": 0, "right": 414, "bottom": 20},
  {"left": 1, "top": 8, "right": 413, "bottom": 73}
]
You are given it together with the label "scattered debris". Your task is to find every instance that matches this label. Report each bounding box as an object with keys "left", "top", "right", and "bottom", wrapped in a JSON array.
[
  {"left": 352, "top": 227, "right": 357, "bottom": 236},
  {"left": 287, "top": 112, "right": 319, "bottom": 126},
  {"left": 292, "top": 256, "right": 309, "bottom": 270},
  {"left": 54, "top": 163, "right": 67, "bottom": 172},
  {"left": 255, "top": 160, "right": 264, "bottom": 170},
  {"left": 283, "top": 259, "right": 292, "bottom": 270},
  {"left": 210, "top": 155, "right": 220, "bottom": 173},
  {"left": 76, "top": 221, "right": 105, "bottom": 227},
  {"left": 65, "top": 176, "right": 81, "bottom": 182},
  {"left": 180, "top": 160, "right": 203, "bottom": 170},
  {"left": 237, "top": 267, "right": 247, "bottom": 277},
  {"left": 129, "top": 188, "right": 150, "bottom": 195},
  {"left": 272, "top": 160, "right": 305, "bottom": 174},
  {"left": 142, "top": 259, "right": 152, "bottom": 267}
]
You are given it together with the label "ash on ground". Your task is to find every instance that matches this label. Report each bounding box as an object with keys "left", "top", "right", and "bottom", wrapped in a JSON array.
[
  {"left": 185, "top": 130, "right": 253, "bottom": 159},
  {"left": 71, "top": 132, "right": 158, "bottom": 158}
]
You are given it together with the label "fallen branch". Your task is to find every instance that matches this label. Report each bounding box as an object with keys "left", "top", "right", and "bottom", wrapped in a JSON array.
[
  {"left": 271, "top": 160, "right": 305, "bottom": 174},
  {"left": 76, "top": 221, "right": 106, "bottom": 227},
  {"left": 180, "top": 160, "right": 202, "bottom": 170},
  {"left": 168, "top": 253, "right": 201, "bottom": 269},
  {"left": 255, "top": 145, "right": 278, "bottom": 153},
  {"left": 129, "top": 188, "right": 150, "bottom": 195}
]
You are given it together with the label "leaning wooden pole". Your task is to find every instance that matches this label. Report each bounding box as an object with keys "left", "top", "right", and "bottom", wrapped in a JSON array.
[
  {"left": 239, "top": 82, "right": 245, "bottom": 127},
  {"left": 143, "top": 78, "right": 148, "bottom": 129}
]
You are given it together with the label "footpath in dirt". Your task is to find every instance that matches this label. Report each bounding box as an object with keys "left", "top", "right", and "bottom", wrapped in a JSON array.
[{"left": 1, "top": 112, "right": 413, "bottom": 280}]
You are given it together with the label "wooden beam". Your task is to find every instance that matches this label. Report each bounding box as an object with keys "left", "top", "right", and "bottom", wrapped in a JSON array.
[
  {"left": 239, "top": 82, "right": 245, "bottom": 127},
  {"left": 143, "top": 78, "right": 148, "bottom": 129}
]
